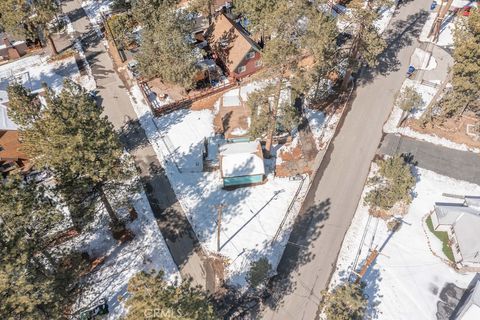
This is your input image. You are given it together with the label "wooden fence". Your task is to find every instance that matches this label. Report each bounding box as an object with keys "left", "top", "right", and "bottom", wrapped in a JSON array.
[{"left": 140, "top": 80, "right": 238, "bottom": 117}]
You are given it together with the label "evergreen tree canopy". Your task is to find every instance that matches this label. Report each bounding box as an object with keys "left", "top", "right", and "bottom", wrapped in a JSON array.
[
  {"left": 7, "top": 80, "right": 135, "bottom": 229},
  {"left": 439, "top": 9, "right": 480, "bottom": 118},
  {"left": 237, "top": 0, "right": 337, "bottom": 153},
  {"left": 364, "top": 155, "right": 416, "bottom": 211},
  {"left": 0, "top": 0, "right": 59, "bottom": 52},
  {"left": 246, "top": 257, "right": 272, "bottom": 288},
  {"left": 395, "top": 85, "right": 424, "bottom": 112},
  {"left": 125, "top": 271, "right": 217, "bottom": 320},
  {"left": 322, "top": 282, "right": 368, "bottom": 320},
  {"left": 340, "top": 0, "right": 389, "bottom": 88},
  {"left": 0, "top": 174, "right": 66, "bottom": 319},
  {"left": 134, "top": 1, "right": 198, "bottom": 88}
]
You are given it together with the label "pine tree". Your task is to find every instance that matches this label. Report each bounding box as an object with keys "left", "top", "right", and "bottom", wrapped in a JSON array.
[
  {"left": 125, "top": 271, "right": 217, "bottom": 320},
  {"left": 134, "top": 1, "right": 199, "bottom": 88},
  {"left": 438, "top": 9, "right": 480, "bottom": 118},
  {"left": 0, "top": 174, "right": 67, "bottom": 319},
  {"left": 233, "top": 0, "right": 279, "bottom": 37},
  {"left": 322, "top": 282, "right": 368, "bottom": 320},
  {"left": 340, "top": 0, "right": 389, "bottom": 89},
  {"left": 0, "top": 0, "right": 60, "bottom": 54},
  {"left": 7, "top": 81, "right": 136, "bottom": 232},
  {"left": 395, "top": 85, "right": 423, "bottom": 112},
  {"left": 107, "top": 12, "right": 137, "bottom": 50},
  {"left": 364, "top": 155, "right": 415, "bottom": 211},
  {"left": 240, "top": 1, "right": 337, "bottom": 154},
  {"left": 246, "top": 257, "right": 272, "bottom": 289}
]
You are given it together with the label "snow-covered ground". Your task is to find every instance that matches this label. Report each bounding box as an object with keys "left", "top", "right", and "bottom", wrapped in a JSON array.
[
  {"left": 82, "top": 0, "right": 113, "bottom": 39},
  {"left": 0, "top": 53, "right": 87, "bottom": 104},
  {"left": 419, "top": 4, "right": 456, "bottom": 48},
  {"left": 70, "top": 188, "right": 179, "bottom": 319},
  {"left": 330, "top": 167, "right": 480, "bottom": 320},
  {"left": 305, "top": 108, "right": 340, "bottom": 150},
  {"left": 375, "top": 0, "right": 399, "bottom": 34},
  {"left": 410, "top": 48, "right": 437, "bottom": 70},
  {"left": 128, "top": 83, "right": 310, "bottom": 286}
]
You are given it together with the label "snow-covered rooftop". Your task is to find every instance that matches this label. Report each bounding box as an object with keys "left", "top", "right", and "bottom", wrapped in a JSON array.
[
  {"left": 221, "top": 152, "right": 265, "bottom": 177},
  {"left": 434, "top": 203, "right": 479, "bottom": 225},
  {"left": 220, "top": 141, "right": 265, "bottom": 178},
  {"left": 0, "top": 54, "right": 81, "bottom": 130},
  {"left": 219, "top": 140, "right": 258, "bottom": 155},
  {"left": 465, "top": 196, "right": 480, "bottom": 209},
  {"left": 453, "top": 212, "right": 480, "bottom": 264},
  {"left": 0, "top": 104, "right": 17, "bottom": 130}
]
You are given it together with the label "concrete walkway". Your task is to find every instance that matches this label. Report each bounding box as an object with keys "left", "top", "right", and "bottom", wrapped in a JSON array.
[
  {"left": 261, "top": 0, "right": 433, "bottom": 319},
  {"left": 60, "top": 0, "right": 215, "bottom": 291},
  {"left": 379, "top": 133, "right": 480, "bottom": 184}
]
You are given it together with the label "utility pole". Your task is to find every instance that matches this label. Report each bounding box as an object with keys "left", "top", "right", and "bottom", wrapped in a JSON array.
[{"left": 216, "top": 204, "right": 225, "bottom": 252}]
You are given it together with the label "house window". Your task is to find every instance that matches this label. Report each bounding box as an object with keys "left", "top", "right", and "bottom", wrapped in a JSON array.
[
  {"left": 246, "top": 51, "right": 255, "bottom": 60},
  {"left": 237, "top": 65, "right": 246, "bottom": 73},
  {"left": 255, "top": 60, "right": 263, "bottom": 68}
]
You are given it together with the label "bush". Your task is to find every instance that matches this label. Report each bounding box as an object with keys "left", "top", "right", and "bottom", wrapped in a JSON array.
[
  {"left": 364, "top": 155, "right": 416, "bottom": 211},
  {"left": 395, "top": 86, "right": 423, "bottom": 112},
  {"left": 322, "top": 282, "right": 367, "bottom": 320},
  {"left": 246, "top": 257, "right": 272, "bottom": 288}
]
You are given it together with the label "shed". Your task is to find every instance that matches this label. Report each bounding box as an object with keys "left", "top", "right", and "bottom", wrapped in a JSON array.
[{"left": 219, "top": 140, "right": 264, "bottom": 187}]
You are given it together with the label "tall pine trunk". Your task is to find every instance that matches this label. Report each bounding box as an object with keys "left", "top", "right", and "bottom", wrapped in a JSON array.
[
  {"left": 99, "top": 185, "right": 120, "bottom": 226},
  {"left": 341, "top": 32, "right": 361, "bottom": 90},
  {"left": 265, "top": 75, "right": 284, "bottom": 157}
]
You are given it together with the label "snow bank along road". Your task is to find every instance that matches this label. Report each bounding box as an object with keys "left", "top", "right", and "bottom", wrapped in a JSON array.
[{"left": 261, "top": 0, "right": 433, "bottom": 319}]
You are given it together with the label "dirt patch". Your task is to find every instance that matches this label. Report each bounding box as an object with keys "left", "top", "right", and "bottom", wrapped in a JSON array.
[
  {"left": 275, "top": 138, "right": 314, "bottom": 177},
  {"left": 191, "top": 91, "right": 224, "bottom": 111},
  {"left": 405, "top": 112, "right": 480, "bottom": 149},
  {"left": 213, "top": 94, "right": 251, "bottom": 138}
]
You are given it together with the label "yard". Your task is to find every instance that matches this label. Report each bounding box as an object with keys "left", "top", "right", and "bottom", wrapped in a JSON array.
[
  {"left": 128, "top": 82, "right": 314, "bottom": 286},
  {"left": 329, "top": 167, "right": 480, "bottom": 319},
  {"left": 425, "top": 215, "right": 455, "bottom": 262}
]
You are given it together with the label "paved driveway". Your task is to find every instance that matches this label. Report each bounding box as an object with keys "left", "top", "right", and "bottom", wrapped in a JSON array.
[{"left": 379, "top": 133, "right": 480, "bottom": 184}]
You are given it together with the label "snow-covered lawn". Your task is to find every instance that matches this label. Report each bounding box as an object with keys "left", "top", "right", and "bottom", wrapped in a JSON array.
[
  {"left": 129, "top": 84, "right": 310, "bottom": 286},
  {"left": 330, "top": 167, "right": 480, "bottom": 320},
  {"left": 70, "top": 189, "right": 179, "bottom": 319},
  {"left": 0, "top": 53, "right": 87, "bottom": 103}
]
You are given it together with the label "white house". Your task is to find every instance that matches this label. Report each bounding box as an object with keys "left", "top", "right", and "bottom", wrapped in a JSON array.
[{"left": 430, "top": 198, "right": 480, "bottom": 267}]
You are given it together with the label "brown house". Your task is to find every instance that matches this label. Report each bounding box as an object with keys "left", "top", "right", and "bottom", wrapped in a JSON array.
[
  {"left": 208, "top": 13, "right": 262, "bottom": 80},
  {"left": 0, "top": 130, "right": 29, "bottom": 174},
  {"left": 0, "top": 34, "right": 27, "bottom": 62}
]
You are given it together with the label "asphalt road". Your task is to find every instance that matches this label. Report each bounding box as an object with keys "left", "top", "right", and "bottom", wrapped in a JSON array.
[
  {"left": 61, "top": 0, "right": 215, "bottom": 291},
  {"left": 261, "top": 1, "right": 432, "bottom": 319},
  {"left": 379, "top": 133, "right": 480, "bottom": 184}
]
